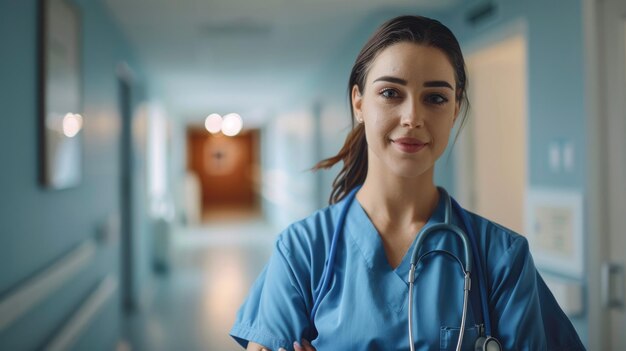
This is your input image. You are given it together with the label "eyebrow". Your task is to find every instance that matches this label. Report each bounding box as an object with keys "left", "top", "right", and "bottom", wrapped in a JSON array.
[
  {"left": 372, "top": 76, "right": 454, "bottom": 90},
  {"left": 373, "top": 76, "right": 408, "bottom": 85},
  {"left": 423, "top": 80, "right": 454, "bottom": 90}
]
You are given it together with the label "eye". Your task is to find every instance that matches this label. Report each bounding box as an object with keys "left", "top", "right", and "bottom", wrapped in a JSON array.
[
  {"left": 379, "top": 88, "right": 400, "bottom": 99},
  {"left": 425, "top": 94, "right": 449, "bottom": 105}
]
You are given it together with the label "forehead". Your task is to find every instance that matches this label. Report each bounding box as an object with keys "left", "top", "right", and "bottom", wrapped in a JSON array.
[{"left": 366, "top": 42, "right": 456, "bottom": 84}]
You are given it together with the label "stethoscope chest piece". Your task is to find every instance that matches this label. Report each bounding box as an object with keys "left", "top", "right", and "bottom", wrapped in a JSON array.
[{"left": 475, "top": 336, "right": 502, "bottom": 351}]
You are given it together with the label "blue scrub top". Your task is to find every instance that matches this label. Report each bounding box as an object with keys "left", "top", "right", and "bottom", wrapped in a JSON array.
[{"left": 230, "top": 190, "right": 585, "bottom": 350}]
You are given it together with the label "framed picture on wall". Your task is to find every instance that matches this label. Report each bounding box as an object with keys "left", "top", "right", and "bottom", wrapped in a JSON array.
[
  {"left": 524, "top": 188, "right": 584, "bottom": 279},
  {"left": 39, "top": 0, "right": 83, "bottom": 189}
]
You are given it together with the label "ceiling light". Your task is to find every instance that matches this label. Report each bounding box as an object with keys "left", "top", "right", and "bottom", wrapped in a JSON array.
[
  {"left": 63, "top": 113, "right": 83, "bottom": 138},
  {"left": 222, "top": 113, "right": 243, "bottom": 136},
  {"left": 205, "top": 113, "right": 223, "bottom": 134}
]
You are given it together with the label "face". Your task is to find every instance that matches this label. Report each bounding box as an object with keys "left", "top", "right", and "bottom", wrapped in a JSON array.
[{"left": 352, "top": 42, "right": 460, "bottom": 180}]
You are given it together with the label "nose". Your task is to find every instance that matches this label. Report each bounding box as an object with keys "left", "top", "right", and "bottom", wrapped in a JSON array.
[{"left": 400, "top": 100, "right": 425, "bottom": 128}]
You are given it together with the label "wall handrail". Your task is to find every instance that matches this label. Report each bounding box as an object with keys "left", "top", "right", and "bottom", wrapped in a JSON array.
[
  {"left": 44, "top": 275, "right": 118, "bottom": 351},
  {"left": 0, "top": 239, "right": 97, "bottom": 331}
]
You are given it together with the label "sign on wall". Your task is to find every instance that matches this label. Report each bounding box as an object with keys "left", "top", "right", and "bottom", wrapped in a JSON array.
[{"left": 525, "top": 188, "right": 584, "bottom": 279}]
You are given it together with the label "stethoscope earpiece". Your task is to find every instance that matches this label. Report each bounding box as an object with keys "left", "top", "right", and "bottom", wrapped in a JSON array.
[{"left": 475, "top": 336, "right": 502, "bottom": 351}]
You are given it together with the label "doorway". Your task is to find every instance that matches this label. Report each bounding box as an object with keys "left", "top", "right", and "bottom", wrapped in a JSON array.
[
  {"left": 187, "top": 128, "right": 260, "bottom": 222},
  {"left": 455, "top": 32, "right": 528, "bottom": 233}
]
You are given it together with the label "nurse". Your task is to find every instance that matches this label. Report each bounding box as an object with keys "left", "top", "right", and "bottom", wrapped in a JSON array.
[{"left": 230, "top": 15, "right": 585, "bottom": 351}]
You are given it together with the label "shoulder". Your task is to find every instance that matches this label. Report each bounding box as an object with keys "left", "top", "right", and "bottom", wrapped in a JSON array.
[
  {"left": 270, "top": 201, "right": 346, "bottom": 292},
  {"left": 465, "top": 210, "right": 528, "bottom": 250},
  {"left": 275, "top": 200, "right": 344, "bottom": 261},
  {"left": 460, "top": 209, "right": 530, "bottom": 268}
]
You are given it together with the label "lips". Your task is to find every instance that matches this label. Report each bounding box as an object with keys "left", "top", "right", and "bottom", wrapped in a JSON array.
[{"left": 391, "top": 137, "right": 428, "bottom": 153}]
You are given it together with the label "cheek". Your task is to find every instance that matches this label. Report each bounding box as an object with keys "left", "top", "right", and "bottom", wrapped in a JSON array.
[
  {"left": 372, "top": 114, "right": 392, "bottom": 132},
  {"left": 436, "top": 105, "right": 457, "bottom": 128},
  {"left": 364, "top": 119, "right": 388, "bottom": 145},
  {"left": 363, "top": 105, "right": 395, "bottom": 137},
  {"left": 432, "top": 119, "right": 455, "bottom": 149}
]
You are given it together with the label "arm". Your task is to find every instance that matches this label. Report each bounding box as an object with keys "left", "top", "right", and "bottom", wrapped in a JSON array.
[
  {"left": 489, "top": 236, "right": 584, "bottom": 350},
  {"left": 489, "top": 236, "right": 546, "bottom": 350},
  {"left": 230, "top": 234, "right": 315, "bottom": 350}
]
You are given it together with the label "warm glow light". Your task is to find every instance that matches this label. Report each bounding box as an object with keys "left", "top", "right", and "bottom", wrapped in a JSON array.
[
  {"left": 63, "top": 113, "right": 83, "bottom": 137},
  {"left": 222, "top": 113, "right": 243, "bottom": 136},
  {"left": 203, "top": 250, "right": 247, "bottom": 338},
  {"left": 204, "top": 113, "right": 222, "bottom": 134}
]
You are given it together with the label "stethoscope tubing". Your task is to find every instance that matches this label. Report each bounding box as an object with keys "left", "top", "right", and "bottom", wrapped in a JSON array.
[
  {"left": 408, "top": 188, "right": 473, "bottom": 351},
  {"left": 310, "top": 186, "right": 359, "bottom": 322},
  {"left": 450, "top": 196, "right": 493, "bottom": 337}
]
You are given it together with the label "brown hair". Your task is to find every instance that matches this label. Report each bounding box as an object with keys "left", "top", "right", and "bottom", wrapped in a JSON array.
[{"left": 313, "top": 15, "right": 470, "bottom": 204}]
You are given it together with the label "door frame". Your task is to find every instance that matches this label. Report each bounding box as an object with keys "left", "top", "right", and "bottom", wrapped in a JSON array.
[
  {"left": 117, "top": 62, "right": 136, "bottom": 313},
  {"left": 584, "top": 0, "right": 626, "bottom": 349}
]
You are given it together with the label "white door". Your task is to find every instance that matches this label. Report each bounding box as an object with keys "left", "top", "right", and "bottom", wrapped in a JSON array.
[
  {"left": 587, "top": 0, "right": 626, "bottom": 349},
  {"left": 456, "top": 31, "right": 527, "bottom": 234}
]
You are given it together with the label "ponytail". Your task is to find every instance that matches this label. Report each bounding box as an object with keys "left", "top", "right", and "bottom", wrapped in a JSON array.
[{"left": 312, "top": 123, "right": 368, "bottom": 204}]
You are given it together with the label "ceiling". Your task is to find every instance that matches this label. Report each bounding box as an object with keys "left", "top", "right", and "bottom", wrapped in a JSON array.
[{"left": 104, "top": 0, "right": 460, "bottom": 126}]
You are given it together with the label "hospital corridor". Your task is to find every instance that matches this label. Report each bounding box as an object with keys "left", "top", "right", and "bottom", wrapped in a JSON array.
[{"left": 1, "top": 0, "right": 626, "bottom": 350}]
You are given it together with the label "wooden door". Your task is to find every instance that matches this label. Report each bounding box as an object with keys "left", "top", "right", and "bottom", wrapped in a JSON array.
[{"left": 187, "top": 128, "right": 259, "bottom": 216}]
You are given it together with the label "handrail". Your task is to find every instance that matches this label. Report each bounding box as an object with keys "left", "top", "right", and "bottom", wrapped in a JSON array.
[
  {"left": 0, "top": 239, "right": 97, "bottom": 331},
  {"left": 44, "top": 275, "right": 118, "bottom": 351}
]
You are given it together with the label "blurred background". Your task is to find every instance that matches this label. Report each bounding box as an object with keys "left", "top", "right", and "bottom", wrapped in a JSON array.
[{"left": 0, "top": 0, "right": 625, "bottom": 350}]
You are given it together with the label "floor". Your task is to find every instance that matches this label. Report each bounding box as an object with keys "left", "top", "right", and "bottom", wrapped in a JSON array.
[{"left": 124, "top": 213, "right": 277, "bottom": 351}]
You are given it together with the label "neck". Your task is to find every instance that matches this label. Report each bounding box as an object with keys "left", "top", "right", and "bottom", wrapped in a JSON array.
[{"left": 356, "top": 167, "right": 439, "bottom": 231}]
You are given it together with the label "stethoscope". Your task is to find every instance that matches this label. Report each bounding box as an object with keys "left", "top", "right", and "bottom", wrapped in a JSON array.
[{"left": 310, "top": 186, "right": 502, "bottom": 351}]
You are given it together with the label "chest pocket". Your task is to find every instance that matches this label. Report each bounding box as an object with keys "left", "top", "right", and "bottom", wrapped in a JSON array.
[{"left": 440, "top": 325, "right": 480, "bottom": 351}]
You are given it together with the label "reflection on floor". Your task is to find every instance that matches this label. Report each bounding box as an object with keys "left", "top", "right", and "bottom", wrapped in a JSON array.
[
  {"left": 124, "top": 217, "right": 277, "bottom": 351},
  {"left": 202, "top": 205, "right": 262, "bottom": 222}
]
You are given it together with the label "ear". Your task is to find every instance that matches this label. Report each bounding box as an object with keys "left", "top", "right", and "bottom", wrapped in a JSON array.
[{"left": 351, "top": 85, "right": 363, "bottom": 123}]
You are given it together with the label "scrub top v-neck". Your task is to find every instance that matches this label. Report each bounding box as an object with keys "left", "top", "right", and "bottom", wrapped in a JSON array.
[{"left": 230, "top": 190, "right": 585, "bottom": 351}]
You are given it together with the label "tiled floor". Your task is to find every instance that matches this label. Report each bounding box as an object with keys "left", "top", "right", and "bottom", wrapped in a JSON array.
[{"left": 125, "top": 216, "right": 278, "bottom": 351}]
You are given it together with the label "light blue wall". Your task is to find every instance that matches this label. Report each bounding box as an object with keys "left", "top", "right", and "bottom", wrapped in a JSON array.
[{"left": 0, "top": 0, "right": 147, "bottom": 350}]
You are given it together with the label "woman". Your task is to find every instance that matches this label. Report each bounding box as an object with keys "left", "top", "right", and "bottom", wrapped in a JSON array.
[{"left": 230, "top": 15, "right": 585, "bottom": 351}]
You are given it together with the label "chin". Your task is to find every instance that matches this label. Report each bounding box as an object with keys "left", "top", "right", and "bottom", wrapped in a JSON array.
[{"left": 388, "top": 163, "right": 433, "bottom": 179}]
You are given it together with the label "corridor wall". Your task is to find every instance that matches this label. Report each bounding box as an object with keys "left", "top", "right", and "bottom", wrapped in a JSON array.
[{"left": 0, "top": 0, "right": 148, "bottom": 350}]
